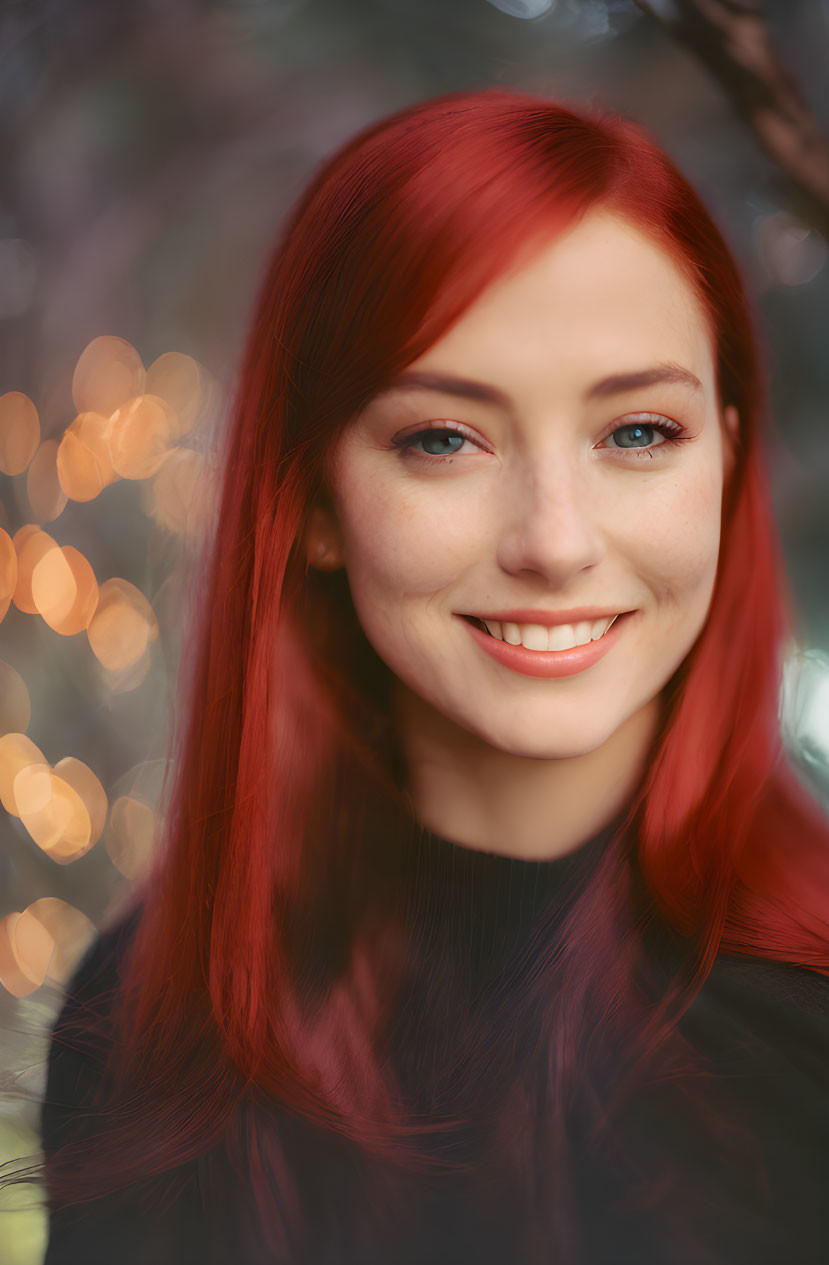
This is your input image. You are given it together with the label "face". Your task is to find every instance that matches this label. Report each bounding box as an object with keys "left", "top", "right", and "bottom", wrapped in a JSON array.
[{"left": 306, "top": 209, "right": 738, "bottom": 762}]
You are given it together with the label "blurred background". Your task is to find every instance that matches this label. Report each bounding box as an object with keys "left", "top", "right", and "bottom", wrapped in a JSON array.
[{"left": 0, "top": 1, "right": 827, "bottom": 1260}]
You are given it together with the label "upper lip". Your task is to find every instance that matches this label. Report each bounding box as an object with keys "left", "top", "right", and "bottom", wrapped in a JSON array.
[{"left": 459, "top": 607, "right": 631, "bottom": 627}]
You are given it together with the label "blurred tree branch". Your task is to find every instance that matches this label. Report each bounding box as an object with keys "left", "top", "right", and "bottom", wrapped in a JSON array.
[{"left": 632, "top": 0, "right": 829, "bottom": 237}]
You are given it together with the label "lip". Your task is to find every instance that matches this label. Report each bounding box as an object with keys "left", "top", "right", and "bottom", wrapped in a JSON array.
[
  {"left": 458, "top": 606, "right": 632, "bottom": 628},
  {"left": 456, "top": 611, "right": 633, "bottom": 679}
]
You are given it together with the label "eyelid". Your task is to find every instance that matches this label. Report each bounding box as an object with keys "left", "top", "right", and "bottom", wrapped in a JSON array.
[
  {"left": 391, "top": 420, "right": 490, "bottom": 451},
  {"left": 596, "top": 412, "right": 684, "bottom": 445},
  {"left": 391, "top": 412, "right": 688, "bottom": 460}
]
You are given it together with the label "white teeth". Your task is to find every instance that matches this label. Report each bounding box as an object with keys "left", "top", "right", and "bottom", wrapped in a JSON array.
[
  {"left": 547, "top": 624, "right": 577, "bottom": 652},
  {"left": 520, "top": 624, "right": 549, "bottom": 651},
  {"left": 476, "top": 614, "right": 621, "bottom": 651},
  {"left": 591, "top": 615, "right": 617, "bottom": 641}
]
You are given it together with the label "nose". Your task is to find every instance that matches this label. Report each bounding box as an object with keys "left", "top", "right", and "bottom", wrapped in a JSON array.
[{"left": 495, "top": 456, "right": 605, "bottom": 587}]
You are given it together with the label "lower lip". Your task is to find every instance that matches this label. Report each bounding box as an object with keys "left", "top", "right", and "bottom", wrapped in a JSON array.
[{"left": 457, "top": 613, "right": 632, "bottom": 679}]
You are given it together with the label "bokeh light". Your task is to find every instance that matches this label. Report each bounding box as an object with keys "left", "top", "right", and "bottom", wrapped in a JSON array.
[
  {"left": 86, "top": 577, "right": 159, "bottom": 672},
  {"left": 12, "top": 527, "right": 59, "bottom": 615},
  {"left": 0, "top": 393, "right": 40, "bottom": 477},
  {"left": 52, "top": 755, "right": 108, "bottom": 848},
  {"left": 26, "top": 439, "right": 68, "bottom": 524},
  {"left": 150, "top": 446, "right": 214, "bottom": 539},
  {"left": 0, "top": 733, "right": 105, "bottom": 865},
  {"left": 15, "top": 763, "right": 94, "bottom": 864},
  {"left": 755, "top": 211, "right": 828, "bottom": 287},
  {"left": 109, "top": 394, "right": 176, "bottom": 479},
  {"left": 105, "top": 795, "right": 157, "bottom": 880},
  {"left": 0, "top": 660, "right": 32, "bottom": 735},
  {"left": 145, "top": 351, "right": 203, "bottom": 439},
  {"left": 31, "top": 544, "right": 98, "bottom": 635},
  {"left": 0, "top": 529, "right": 18, "bottom": 622},
  {"left": 24, "top": 897, "right": 96, "bottom": 985},
  {"left": 71, "top": 335, "right": 146, "bottom": 417},
  {"left": 781, "top": 646, "right": 829, "bottom": 785},
  {"left": 56, "top": 411, "right": 117, "bottom": 502},
  {"left": 0, "top": 910, "right": 55, "bottom": 998},
  {"left": 0, "top": 733, "right": 48, "bottom": 817},
  {"left": 0, "top": 896, "right": 96, "bottom": 996}
]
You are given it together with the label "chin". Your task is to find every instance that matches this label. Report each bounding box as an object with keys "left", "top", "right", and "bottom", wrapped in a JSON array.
[{"left": 470, "top": 714, "right": 621, "bottom": 762}]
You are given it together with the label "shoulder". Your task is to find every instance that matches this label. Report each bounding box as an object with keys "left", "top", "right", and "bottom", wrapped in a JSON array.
[
  {"left": 684, "top": 952, "right": 829, "bottom": 1092},
  {"left": 47, "top": 901, "right": 143, "bottom": 1050},
  {"left": 701, "top": 952, "right": 829, "bottom": 1030},
  {"left": 64, "top": 903, "right": 144, "bottom": 1002},
  {"left": 707, "top": 952, "right": 829, "bottom": 1005},
  {"left": 41, "top": 903, "right": 143, "bottom": 1156}
]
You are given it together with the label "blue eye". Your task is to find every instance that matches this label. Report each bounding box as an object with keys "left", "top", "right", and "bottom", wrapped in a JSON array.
[
  {"left": 392, "top": 416, "right": 689, "bottom": 465},
  {"left": 407, "top": 429, "right": 467, "bottom": 456},
  {"left": 393, "top": 426, "right": 478, "bottom": 461},
  {"left": 602, "top": 416, "right": 686, "bottom": 455}
]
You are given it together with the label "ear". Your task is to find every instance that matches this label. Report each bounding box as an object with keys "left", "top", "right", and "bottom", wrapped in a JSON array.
[
  {"left": 722, "top": 404, "right": 740, "bottom": 483},
  {"left": 304, "top": 502, "right": 345, "bottom": 571}
]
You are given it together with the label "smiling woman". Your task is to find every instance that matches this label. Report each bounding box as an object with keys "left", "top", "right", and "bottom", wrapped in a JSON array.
[
  {"left": 308, "top": 210, "right": 740, "bottom": 856},
  {"left": 12, "top": 89, "right": 829, "bottom": 1265}
]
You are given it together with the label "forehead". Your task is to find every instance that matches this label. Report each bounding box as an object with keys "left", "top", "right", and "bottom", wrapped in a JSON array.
[{"left": 413, "top": 209, "right": 716, "bottom": 393}]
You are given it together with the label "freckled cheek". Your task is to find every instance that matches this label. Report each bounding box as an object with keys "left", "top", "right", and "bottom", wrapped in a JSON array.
[
  {"left": 625, "top": 474, "right": 723, "bottom": 603},
  {"left": 337, "top": 489, "right": 469, "bottom": 672},
  {"left": 340, "top": 488, "right": 479, "bottom": 597}
]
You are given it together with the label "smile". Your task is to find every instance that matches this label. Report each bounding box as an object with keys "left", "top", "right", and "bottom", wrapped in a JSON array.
[
  {"left": 457, "top": 611, "right": 633, "bottom": 679},
  {"left": 466, "top": 614, "right": 618, "bottom": 652}
]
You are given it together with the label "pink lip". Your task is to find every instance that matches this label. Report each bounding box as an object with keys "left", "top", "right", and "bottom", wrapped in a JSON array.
[
  {"left": 460, "top": 606, "right": 630, "bottom": 628},
  {"left": 457, "top": 611, "right": 632, "bottom": 679}
]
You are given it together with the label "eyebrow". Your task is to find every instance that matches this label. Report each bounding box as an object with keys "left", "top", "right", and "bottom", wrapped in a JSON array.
[{"left": 377, "top": 362, "right": 703, "bottom": 408}]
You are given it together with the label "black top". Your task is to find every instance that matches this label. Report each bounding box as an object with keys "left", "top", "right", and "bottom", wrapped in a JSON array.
[{"left": 41, "top": 818, "right": 829, "bottom": 1264}]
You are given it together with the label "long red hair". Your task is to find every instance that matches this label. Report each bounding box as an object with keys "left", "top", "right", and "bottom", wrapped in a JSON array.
[{"left": 9, "top": 88, "right": 829, "bottom": 1263}]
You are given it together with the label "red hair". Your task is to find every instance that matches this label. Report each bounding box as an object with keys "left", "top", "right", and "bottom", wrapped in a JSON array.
[{"left": 10, "top": 88, "right": 829, "bottom": 1263}]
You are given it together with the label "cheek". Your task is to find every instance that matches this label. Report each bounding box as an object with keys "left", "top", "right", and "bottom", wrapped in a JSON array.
[
  {"left": 338, "top": 477, "right": 481, "bottom": 599},
  {"left": 629, "top": 465, "right": 723, "bottom": 607}
]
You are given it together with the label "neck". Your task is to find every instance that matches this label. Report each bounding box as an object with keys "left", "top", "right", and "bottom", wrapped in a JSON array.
[{"left": 391, "top": 689, "right": 662, "bottom": 861}]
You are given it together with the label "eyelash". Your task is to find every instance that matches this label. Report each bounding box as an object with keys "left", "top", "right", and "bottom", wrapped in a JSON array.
[{"left": 392, "top": 416, "right": 691, "bottom": 464}]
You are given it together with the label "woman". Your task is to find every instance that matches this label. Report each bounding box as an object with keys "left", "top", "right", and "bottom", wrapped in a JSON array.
[{"left": 22, "top": 88, "right": 829, "bottom": 1264}]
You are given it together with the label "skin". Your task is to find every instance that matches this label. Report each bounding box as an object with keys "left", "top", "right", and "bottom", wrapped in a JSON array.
[{"left": 305, "top": 209, "right": 739, "bottom": 860}]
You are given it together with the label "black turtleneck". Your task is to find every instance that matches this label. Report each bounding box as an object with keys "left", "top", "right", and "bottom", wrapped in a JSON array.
[
  {"left": 405, "top": 816, "right": 616, "bottom": 943},
  {"left": 41, "top": 815, "right": 829, "bottom": 1265}
]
